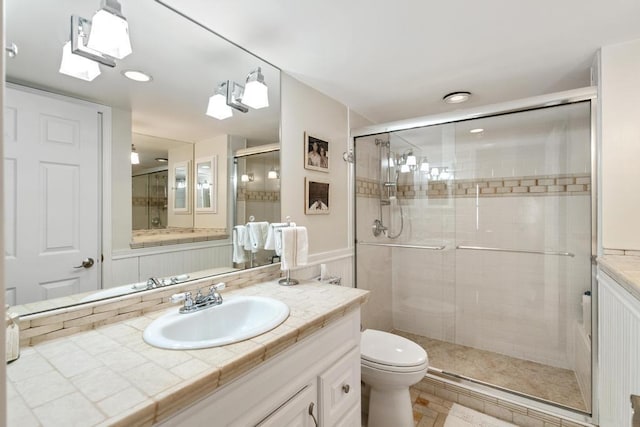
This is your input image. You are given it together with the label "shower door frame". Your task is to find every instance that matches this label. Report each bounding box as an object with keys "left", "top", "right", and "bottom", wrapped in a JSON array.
[{"left": 351, "top": 86, "right": 599, "bottom": 424}]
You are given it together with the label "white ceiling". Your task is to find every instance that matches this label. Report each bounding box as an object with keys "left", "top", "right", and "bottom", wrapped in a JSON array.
[{"left": 163, "top": 0, "right": 640, "bottom": 124}]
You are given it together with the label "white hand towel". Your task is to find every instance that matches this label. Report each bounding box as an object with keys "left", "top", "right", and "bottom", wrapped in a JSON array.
[
  {"left": 265, "top": 222, "right": 296, "bottom": 254},
  {"left": 247, "top": 221, "right": 269, "bottom": 253},
  {"left": 232, "top": 226, "right": 248, "bottom": 263},
  {"left": 280, "top": 226, "right": 308, "bottom": 271}
]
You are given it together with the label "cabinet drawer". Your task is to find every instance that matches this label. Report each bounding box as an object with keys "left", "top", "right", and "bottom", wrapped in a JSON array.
[{"left": 319, "top": 346, "right": 360, "bottom": 426}]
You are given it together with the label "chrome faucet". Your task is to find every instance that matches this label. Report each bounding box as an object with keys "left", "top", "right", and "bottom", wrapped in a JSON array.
[
  {"left": 171, "top": 283, "right": 226, "bottom": 314},
  {"left": 146, "top": 277, "right": 163, "bottom": 289}
]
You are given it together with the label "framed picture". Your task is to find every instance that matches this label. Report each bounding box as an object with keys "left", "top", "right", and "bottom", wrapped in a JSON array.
[
  {"left": 305, "top": 178, "right": 330, "bottom": 215},
  {"left": 304, "top": 132, "right": 329, "bottom": 172}
]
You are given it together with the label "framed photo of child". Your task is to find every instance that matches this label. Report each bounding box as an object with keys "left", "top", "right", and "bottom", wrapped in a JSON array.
[
  {"left": 304, "top": 132, "right": 329, "bottom": 172},
  {"left": 305, "top": 178, "right": 330, "bottom": 215}
]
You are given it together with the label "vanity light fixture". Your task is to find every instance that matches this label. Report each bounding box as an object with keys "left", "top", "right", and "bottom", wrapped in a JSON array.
[
  {"left": 241, "top": 67, "right": 269, "bottom": 109},
  {"left": 206, "top": 82, "right": 234, "bottom": 120},
  {"left": 62, "top": 0, "right": 132, "bottom": 81},
  {"left": 86, "top": 0, "right": 132, "bottom": 60},
  {"left": 267, "top": 168, "right": 279, "bottom": 179},
  {"left": 59, "top": 41, "right": 102, "bottom": 81},
  {"left": 241, "top": 173, "right": 254, "bottom": 183},
  {"left": 206, "top": 67, "right": 269, "bottom": 120},
  {"left": 420, "top": 159, "right": 430, "bottom": 173},
  {"left": 123, "top": 70, "right": 152, "bottom": 82},
  {"left": 131, "top": 144, "right": 140, "bottom": 165},
  {"left": 443, "top": 91, "right": 471, "bottom": 104}
]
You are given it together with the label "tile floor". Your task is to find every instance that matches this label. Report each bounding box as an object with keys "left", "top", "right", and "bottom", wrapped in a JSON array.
[
  {"left": 410, "top": 386, "right": 452, "bottom": 426},
  {"left": 394, "top": 330, "right": 587, "bottom": 412}
]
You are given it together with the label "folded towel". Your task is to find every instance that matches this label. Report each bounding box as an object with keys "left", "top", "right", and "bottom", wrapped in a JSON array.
[
  {"left": 232, "top": 226, "right": 248, "bottom": 263},
  {"left": 247, "top": 221, "right": 269, "bottom": 253},
  {"left": 265, "top": 222, "right": 296, "bottom": 255},
  {"left": 280, "top": 226, "right": 308, "bottom": 271}
]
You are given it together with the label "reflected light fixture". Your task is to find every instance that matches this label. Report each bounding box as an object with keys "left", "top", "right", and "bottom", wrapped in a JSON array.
[
  {"left": 59, "top": 41, "right": 101, "bottom": 81},
  {"left": 123, "top": 70, "right": 152, "bottom": 82},
  {"left": 443, "top": 91, "right": 471, "bottom": 104},
  {"left": 130, "top": 144, "right": 140, "bottom": 165},
  {"left": 86, "top": 0, "right": 132, "bottom": 60},
  {"left": 420, "top": 159, "right": 430, "bottom": 172},
  {"left": 155, "top": 157, "right": 168, "bottom": 163},
  {"left": 241, "top": 67, "right": 269, "bottom": 109},
  {"left": 470, "top": 128, "right": 484, "bottom": 134},
  {"left": 268, "top": 168, "right": 279, "bottom": 179},
  {"left": 241, "top": 173, "right": 254, "bottom": 183},
  {"left": 206, "top": 82, "right": 233, "bottom": 120}
]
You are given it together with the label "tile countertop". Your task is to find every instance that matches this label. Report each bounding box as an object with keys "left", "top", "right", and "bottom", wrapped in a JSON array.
[
  {"left": 598, "top": 255, "right": 640, "bottom": 301},
  {"left": 7, "top": 281, "right": 369, "bottom": 427}
]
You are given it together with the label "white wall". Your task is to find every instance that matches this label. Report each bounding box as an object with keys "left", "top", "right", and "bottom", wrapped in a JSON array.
[
  {"left": 280, "top": 74, "right": 349, "bottom": 255},
  {"left": 1, "top": 0, "right": 7, "bottom": 419},
  {"left": 600, "top": 38, "right": 640, "bottom": 251},
  {"left": 111, "top": 107, "right": 133, "bottom": 251}
]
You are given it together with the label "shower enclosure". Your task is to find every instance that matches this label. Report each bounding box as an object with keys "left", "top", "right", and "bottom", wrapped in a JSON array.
[{"left": 354, "top": 90, "right": 595, "bottom": 416}]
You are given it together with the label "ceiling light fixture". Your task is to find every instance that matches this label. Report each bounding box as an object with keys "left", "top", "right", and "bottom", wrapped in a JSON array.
[
  {"left": 131, "top": 144, "right": 140, "bottom": 165},
  {"left": 123, "top": 70, "right": 152, "bottom": 82},
  {"left": 443, "top": 91, "right": 471, "bottom": 104},
  {"left": 469, "top": 128, "right": 484, "bottom": 134},
  {"left": 206, "top": 82, "right": 234, "bottom": 120}
]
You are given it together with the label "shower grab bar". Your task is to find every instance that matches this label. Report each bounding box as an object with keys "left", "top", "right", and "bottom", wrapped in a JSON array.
[
  {"left": 358, "top": 241, "right": 446, "bottom": 250},
  {"left": 455, "top": 245, "right": 575, "bottom": 258}
]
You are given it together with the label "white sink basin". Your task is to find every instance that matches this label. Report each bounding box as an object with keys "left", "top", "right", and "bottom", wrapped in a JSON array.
[{"left": 143, "top": 295, "right": 290, "bottom": 350}]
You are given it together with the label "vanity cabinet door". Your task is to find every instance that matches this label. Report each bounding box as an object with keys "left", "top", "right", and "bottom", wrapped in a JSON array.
[
  {"left": 319, "top": 347, "right": 361, "bottom": 426},
  {"left": 256, "top": 380, "right": 318, "bottom": 427}
]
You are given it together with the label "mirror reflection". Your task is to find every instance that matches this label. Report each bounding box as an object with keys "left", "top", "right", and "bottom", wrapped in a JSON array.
[
  {"left": 4, "top": 0, "right": 281, "bottom": 314},
  {"left": 233, "top": 146, "right": 282, "bottom": 268}
]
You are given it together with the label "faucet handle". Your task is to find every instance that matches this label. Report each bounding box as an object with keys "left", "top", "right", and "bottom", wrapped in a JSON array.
[
  {"left": 170, "top": 291, "right": 192, "bottom": 304},
  {"left": 212, "top": 282, "right": 226, "bottom": 291}
]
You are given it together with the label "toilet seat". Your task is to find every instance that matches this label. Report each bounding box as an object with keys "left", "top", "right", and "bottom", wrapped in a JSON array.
[{"left": 361, "top": 329, "right": 428, "bottom": 373}]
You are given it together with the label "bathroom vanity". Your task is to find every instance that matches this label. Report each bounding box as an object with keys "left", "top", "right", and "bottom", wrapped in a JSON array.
[{"left": 7, "top": 278, "right": 368, "bottom": 426}]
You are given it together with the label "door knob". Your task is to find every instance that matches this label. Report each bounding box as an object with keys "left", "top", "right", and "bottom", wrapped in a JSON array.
[{"left": 74, "top": 258, "right": 94, "bottom": 269}]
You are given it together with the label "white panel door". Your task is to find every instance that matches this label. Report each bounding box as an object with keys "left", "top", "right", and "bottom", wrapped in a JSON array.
[{"left": 4, "top": 86, "right": 101, "bottom": 305}]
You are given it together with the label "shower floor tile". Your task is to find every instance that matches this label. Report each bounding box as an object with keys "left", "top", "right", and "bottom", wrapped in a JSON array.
[{"left": 393, "top": 329, "right": 587, "bottom": 412}]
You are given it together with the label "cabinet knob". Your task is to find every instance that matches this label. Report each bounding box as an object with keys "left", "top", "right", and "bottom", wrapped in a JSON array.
[{"left": 342, "top": 384, "right": 350, "bottom": 394}]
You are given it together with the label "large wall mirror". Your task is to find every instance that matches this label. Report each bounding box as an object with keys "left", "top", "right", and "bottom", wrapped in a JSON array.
[{"left": 4, "top": 0, "right": 281, "bottom": 314}]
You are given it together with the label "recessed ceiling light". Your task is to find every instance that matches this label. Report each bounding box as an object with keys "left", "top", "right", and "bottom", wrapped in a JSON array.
[
  {"left": 443, "top": 91, "right": 471, "bottom": 104},
  {"left": 470, "top": 128, "right": 484, "bottom": 134},
  {"left": 155, "top": 157, "right": 168, "bottom": 162},
  {"left": 123, "top": 70, "right": 152, "bottom": 82}
]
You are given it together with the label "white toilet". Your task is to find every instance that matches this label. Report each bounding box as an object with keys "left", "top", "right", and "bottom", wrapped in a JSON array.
[{"left": 361, "top": 329, "right": 429, "bottom": 427}]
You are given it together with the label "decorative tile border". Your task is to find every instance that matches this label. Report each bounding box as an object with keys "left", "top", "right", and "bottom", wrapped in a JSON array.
[
  {"left": 602, "top": 248, "right": 640, "bottom": 256},
  {"left": 132, "top": 196, "right": 166, "bottom": 207},
  {"left": 17, "top": 264, "right": 283, "bottom": 346},
  {"left": 356, "top": 173, "right": 591, "bottom": 199},
  {"left": 130, "top": 227, "right": 228, "bottom": 248},
  {"left": 413, "top": 376, "right": 592, "bottom": 427},
  {"left": 236, "top": 188, "right": 280, "bottom": 202}
]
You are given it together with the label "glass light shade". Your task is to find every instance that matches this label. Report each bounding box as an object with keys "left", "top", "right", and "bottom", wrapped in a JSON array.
[
  {"left": 59, "top": 41, "right": 101, "bottom": 81},
  {"left": 130, "top": 151, "right": 139, "bottom": 165},
  {"left": 241, "top": 80, "right": 269, "bottom": 109},
  {"left": 241, "top": 174, "right": 250, "bottom": 182},
  {"left": 400, "top": 164, "right": 410, "bottom": 173},
  {"left": 420, "top": 161, "right": 430, "bottom": 172},
  {"left": 87, "top": 9, "right": 132, "bottom": 59},
  {"left": 268, "top": 170, "right": 278, "bottom": 179},
  {"left": 431, "top": 167, "right": 440, "bottom": 178},
  {"left": 388, "top": 157, "right": 395, "bottom": 168},
  {"left": 206, "top": 93, "right": 233, "bottom": 120},
  {"left": 406, "top": 155, "right": 417, "bottom": 167}
]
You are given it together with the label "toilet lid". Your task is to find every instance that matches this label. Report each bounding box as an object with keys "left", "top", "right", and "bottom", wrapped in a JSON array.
[{"left": 361, "top": 329, "right": 427, "bottom": 368}]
